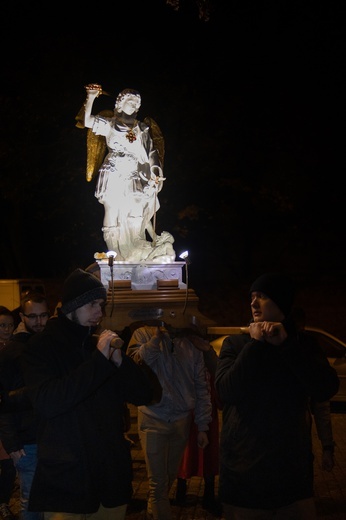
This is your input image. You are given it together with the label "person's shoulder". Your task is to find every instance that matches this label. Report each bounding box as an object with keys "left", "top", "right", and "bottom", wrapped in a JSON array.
[
  {"left": 27, "top": 318, "right": 57, "bottom": 347},
  {"left": 12, "top": 331, "right": 31, "bottom": 344},
  {"left": 22, "top": 329, "right": 55, "bottom": 363},
  {"left": 298, "top": 330, "right": 324, "bottom": 351},
  {"left": 0, "top": 343, "right": 12, "bottom": 364},
  {"left": 0, "top": 336, "right": 28, "bottom": 361}
]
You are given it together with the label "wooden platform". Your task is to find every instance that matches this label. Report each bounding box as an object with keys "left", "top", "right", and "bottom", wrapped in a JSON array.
[{"left": 101, "top": 287, "right": 215, "bottom": 333}]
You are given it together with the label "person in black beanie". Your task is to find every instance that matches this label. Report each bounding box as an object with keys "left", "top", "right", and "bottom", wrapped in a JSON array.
[
  {"left": 20, "top": 268, "right": 154, "bottom": 520},
  {"left": 215, "top": 272, "right": 340, "bottom": 520}
]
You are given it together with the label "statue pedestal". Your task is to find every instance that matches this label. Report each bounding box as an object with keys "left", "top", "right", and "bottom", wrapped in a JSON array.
[
  {"left": 98, "top": 260, "right": 186, "bottom": 290},
  {"left": 96, "top": 260, "right": 215, "bottom": 333}
]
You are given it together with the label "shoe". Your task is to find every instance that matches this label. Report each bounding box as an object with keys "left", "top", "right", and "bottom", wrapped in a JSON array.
[
  {"left": 0, "top": 504, "right": 15, "bottom": 520},
  {"left": 174, "top": 478, "right": 187, "bottom": 506},
  {"left": 202, "top": 497, "right": 223, "bottom": 517}
]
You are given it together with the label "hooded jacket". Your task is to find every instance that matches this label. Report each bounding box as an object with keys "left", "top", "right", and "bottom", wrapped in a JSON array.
[{"left": 127, "top": 325, "right": 212, "bottom": 431}]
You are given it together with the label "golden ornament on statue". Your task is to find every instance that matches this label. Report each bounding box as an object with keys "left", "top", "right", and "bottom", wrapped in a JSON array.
[
  {"left": 84, "top": 84, "right": 103, "bottom": 97},
  {"left": 126, "top": 129, "right": 137, "bottom": 143}
]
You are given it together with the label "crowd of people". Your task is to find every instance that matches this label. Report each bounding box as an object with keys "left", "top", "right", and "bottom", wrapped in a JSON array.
[{"left": 0, "top": 269, "right": 340, "bottom": 520}]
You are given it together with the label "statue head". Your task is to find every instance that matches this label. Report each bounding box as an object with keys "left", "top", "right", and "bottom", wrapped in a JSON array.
[
  {"left": 157, "top": 231, "right": 174, "bottom": 245},
  {"left": 114, "top": 89, "right": 141, "bottom": 115}
]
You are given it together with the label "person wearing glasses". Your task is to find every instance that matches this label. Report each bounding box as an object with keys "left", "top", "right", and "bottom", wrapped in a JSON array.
[
  {"left": 0, "top": 306, "right": 17, "bottom": 520},
  {"left": 0, "top": 292, "right": 50, "bottom": 520}
]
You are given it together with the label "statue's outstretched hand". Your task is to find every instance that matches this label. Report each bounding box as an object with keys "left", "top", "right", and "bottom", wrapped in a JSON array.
[{"left": 85, "top": 84, "right": 102, "bottom": 98}]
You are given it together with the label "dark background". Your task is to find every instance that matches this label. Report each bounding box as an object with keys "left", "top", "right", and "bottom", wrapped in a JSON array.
[{"left": 1, "top": 1, "right": 345, "bottom": 335}]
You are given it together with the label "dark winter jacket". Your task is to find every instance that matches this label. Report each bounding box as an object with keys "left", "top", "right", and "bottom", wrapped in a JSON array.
[
  {"left": 21, "top": 312, "right": 154, "bottom": 513},
  {"left": 215, "top": 321, "right": 340, "bottom": 509},
  {"left": 0, "top": 331, "right": 36, "bottom": 453}
]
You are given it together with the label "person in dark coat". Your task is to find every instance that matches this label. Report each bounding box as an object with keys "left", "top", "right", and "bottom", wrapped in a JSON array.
[
  {"left": 215, "top": 273, "right": 340, "bottom": 520},
  {"left": 21, "top": 268, "right": 154, "bottom": 520},
  {"left": 0, "top": 291, "right": 50, "bottom": 520},
  {"left": 0, "top": 306, "right": 16, "bottom": 520}
]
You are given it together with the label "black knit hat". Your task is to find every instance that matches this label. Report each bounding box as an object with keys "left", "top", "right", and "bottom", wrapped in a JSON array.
[
  {"left": 61, "top": 268, "right": 107, "bottom": 314},
  {"left": 250, "top": 273, "right": 295, "bottom": 317}
]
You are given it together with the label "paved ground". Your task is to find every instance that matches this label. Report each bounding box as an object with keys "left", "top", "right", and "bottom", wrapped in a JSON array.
[
  {"left": 125, "top": 403, "right": 346, "bottom": 520},
  {"left": 9, "top": 404, "right": 346, "bottom": 520}
]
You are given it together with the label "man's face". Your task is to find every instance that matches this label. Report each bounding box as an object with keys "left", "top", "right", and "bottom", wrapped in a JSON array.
[
  {"left": 250, "top": 292, "right": 284, "bottom": 323},
  {"left": 73, "top": 299, "right": 105, "bottom": 327},
  {"left": 20, "top": 301, "right": 50, "bottom": 334}
]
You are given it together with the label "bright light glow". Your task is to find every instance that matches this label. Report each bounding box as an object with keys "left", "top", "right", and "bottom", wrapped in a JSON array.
[
  {"left": 106, "top": 250, "right": 117, "bottom": 258},
  {"left": 179, "top": 251, "right": 189, "bottom": 260}
]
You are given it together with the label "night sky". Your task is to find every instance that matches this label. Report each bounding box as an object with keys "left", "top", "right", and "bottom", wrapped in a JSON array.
[{"left": 1, "top": 1, "right": 344, "bottom": 328}]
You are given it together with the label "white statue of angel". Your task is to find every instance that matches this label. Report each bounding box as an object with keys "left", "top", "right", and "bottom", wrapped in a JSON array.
[{"left": 78, "top": 85, "right": 173, "bottom": 262}]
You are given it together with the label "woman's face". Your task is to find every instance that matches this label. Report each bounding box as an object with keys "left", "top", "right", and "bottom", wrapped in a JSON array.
[{"left": 0, "top": 314, "right": 14, "bottom": 343}]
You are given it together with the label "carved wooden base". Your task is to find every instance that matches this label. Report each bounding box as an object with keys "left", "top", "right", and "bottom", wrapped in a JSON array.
[{"left": 101, "top": 287, "right": 215, "bottom": 333}]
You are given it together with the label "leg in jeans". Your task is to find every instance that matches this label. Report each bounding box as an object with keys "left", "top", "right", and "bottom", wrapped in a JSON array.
[
  {"left": 138, "top": 410, "right": 191, "bottom": 520},
  {"left": 14, "top": 444, "right": 43, "bottom": 520}
]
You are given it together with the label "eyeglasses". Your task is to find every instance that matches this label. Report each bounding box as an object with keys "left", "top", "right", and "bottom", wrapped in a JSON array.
[
  {"left": 23, "top": 313, "right": 50, "bottom": 320},
  {"left": 0, "top": 323, "right": 14, "bottom": 329}
]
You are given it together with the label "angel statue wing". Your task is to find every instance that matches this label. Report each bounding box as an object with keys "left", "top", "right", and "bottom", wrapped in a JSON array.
[
  {"left": 144, "top": 116, "right": 165, "bottom": 168},
  {"left": 75, "top": 107, "right": 113, "bottom": 182}
]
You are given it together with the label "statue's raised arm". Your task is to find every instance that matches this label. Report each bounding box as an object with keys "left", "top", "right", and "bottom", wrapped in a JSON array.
[{"left": 84, "top": 84, "right": 103, "bottom": 127}]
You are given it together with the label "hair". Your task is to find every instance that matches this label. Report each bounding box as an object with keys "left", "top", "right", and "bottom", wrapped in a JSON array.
[
  {"left": 0, "top": 306, "right": 14, "bottom": 318},
  {"left": 114, "top": 88, "right": 141, "bottom": 113},
  {"left": 20, "top": 291, "right": 48, "bottom": 312}
]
